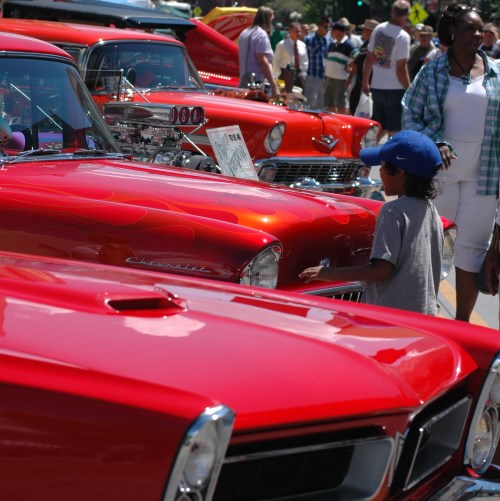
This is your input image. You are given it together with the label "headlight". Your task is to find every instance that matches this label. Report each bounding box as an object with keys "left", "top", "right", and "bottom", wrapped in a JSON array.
[
  {"left": 360, "top": 125, "right": 380, "bottom": 149},
  {"left": 465, "top": 355, "right": 500, "bottom": 475},
  {"left": 470, "top": 409, "right": 496, "bottom": 471},
  {"left": 240, "top": 245, "right": 282, "bottom": 288},
  {"left": 164, "top": 405, "right": 235, "bottom": 501},
  {"left": 441, "top": 227, "right": 456, "bottom": 280},
  {"left": 264, "top": 123, "right": 285, "bottom": 154}
]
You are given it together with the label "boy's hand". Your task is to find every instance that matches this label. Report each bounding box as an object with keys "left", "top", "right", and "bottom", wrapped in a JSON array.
[{"left": 299, "top": 266, "right": 325, "bottom": 283}]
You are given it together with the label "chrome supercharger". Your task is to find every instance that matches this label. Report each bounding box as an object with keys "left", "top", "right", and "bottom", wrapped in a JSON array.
[{"left": 104, "top": 102, "right": 218, "bottom": 172}]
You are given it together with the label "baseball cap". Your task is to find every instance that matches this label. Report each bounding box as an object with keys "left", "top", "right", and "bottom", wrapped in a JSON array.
[
  {"left": 332, "top": 20, "right": 348, "bottom": 31},
  {"left": 360, "top": 130, "right": 442, "bottom": 179}
]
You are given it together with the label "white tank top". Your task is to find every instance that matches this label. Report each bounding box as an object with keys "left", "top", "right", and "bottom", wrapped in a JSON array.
[{"left": 443, "top": 75, "right": 487, "bottom": 143}]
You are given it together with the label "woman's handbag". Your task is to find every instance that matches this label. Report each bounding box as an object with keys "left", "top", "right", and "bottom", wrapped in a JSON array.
[{"left": 354, "top": 92, "right": 373, "bottom": 118}]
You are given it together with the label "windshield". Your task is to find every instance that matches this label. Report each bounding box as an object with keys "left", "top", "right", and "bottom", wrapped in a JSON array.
[
  {"left": 0, "top": 57, "right": 119, "bottom": 153},
  {"left": 84, "top": 41, "right": 204, "bottom": 92}
]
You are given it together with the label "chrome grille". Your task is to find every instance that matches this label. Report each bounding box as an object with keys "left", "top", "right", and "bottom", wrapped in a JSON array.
[
  {"left": 394, "top": 394, "right": 472, "bottom": 492},
  {"left": 271, "top": 161, "right": 362, "bottom": 185},
  {"left": 305, "top": 283, "right": 365, "bottom": 302},
  {"left": 213, "top": 433, "right": 393, "bottom": 500}
]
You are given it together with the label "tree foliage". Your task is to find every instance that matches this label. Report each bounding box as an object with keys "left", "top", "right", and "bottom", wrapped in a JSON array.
[{"left": 256, "top": 0, "right": 500, "bottom": 27}]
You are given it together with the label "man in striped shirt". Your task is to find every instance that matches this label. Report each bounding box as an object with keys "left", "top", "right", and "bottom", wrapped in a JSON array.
[{"left": 324, "top": 19, "right": 358, "bottom": 114}]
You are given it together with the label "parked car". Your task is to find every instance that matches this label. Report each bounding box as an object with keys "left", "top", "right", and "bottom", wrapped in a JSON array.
[
  {"left": 0, "top": 248, "right": 500, "bottom": 500},
  {"left": 0, "top": 29, "right": 430, "bottom": 301},
  {"left": 0, "top": 5, "right": 384, "bottom": 197}
]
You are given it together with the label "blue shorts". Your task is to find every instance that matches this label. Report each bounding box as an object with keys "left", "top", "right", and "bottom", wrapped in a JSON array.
[{"left": 372, "top": 89, "right": 406, "bottom": 132}]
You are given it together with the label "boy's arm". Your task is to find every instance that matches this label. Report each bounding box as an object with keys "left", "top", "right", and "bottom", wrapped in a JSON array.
[{"left": 299, "top": 259, "right": 393, "bottom": 284}]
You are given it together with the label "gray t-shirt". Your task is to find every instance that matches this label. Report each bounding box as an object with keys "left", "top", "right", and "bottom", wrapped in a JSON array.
[{"left": 363, "top": 196, "right": 443, "bottom": 316}]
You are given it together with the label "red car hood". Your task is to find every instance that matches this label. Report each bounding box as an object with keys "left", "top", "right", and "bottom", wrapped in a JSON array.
[
  {"left": 2, "top": 158, "right": 377, "bottom": 285},
  {"left": 0, "top": 252, "right": 477, "bottom": 431}
]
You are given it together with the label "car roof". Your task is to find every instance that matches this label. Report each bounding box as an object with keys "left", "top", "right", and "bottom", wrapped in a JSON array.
[
  {"left": 0, "top": 18, "right": 185, "bottom": 46},
  {"left": 3, "top": 0, "right": 196, "bottom": 35},
  {"left": 0, "top": 29, "right": 73, "bottom": 58}
]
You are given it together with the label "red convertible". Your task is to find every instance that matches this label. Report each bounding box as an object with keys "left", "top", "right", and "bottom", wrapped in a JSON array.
[
  {"left": 0, "top": 6, "right": 383, "bottom": 197},
  {"left": 0, "top": 249, "right": 500, "bottom": 500}
]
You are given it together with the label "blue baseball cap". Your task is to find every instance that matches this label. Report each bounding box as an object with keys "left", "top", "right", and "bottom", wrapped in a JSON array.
[{"left": 360, "top": 130, "right": 442, "bottom": 179}]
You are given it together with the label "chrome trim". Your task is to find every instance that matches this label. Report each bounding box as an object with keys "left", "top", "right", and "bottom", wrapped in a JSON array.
[
  {"left": 465, "top": 355, "right": 500, "bottom": 473},
  {"left": 303, "top": 282, "right": 366, "bottom": 297},
  {"left": 429, "top": 476, "right": 500, "bottom": 500},
  {"left": 255, "top": 156, "right": 349, "bottom": 166}
]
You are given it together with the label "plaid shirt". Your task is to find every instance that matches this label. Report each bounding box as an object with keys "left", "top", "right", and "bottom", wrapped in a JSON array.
[
  {"left": 402, "top": 50, "right": 500, "bottom": 195},
  {"left": 305, "top": 32, "right": 331, "bottom": 79}
]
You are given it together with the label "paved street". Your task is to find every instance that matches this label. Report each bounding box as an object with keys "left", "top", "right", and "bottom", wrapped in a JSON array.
[{"left": 440, "top": 268, "right": 498, "bottom": 328}]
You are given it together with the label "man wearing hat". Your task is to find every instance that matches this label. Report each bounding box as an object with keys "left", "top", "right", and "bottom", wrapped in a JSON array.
[
  {"left": 324, "top": 18, "right": 357, "bottom": 114},
  {"left": 340, "top": 16, "right": 362, "bottom": 48},
  {"left": 407, "top": 25, "right": 436, "bottom": 80},
  {"left": 348, "top": 18, "right": 379, "bottom": 115},
  {"left": 300, "top": 130, "right": 444, "bottom": 316}
]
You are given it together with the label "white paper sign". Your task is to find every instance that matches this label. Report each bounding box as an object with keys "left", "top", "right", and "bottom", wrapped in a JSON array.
[{"left": 206, "top": 125, "right": 258, "bottom": 180}]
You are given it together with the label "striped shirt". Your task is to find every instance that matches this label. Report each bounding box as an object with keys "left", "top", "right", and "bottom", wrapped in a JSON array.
[
  {"left": 401, "top": 50, "right": 500, "bottom": 195},
  {"left": 325, "top": 35, "right": 357, "bottom": 80},
  {"left": 305, "top": 32, "right": 331, "bottom": 79}
]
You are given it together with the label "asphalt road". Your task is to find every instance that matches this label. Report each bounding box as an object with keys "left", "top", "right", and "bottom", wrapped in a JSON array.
[{"left": 439, "top": 268, "right": 498, "bottom": 329}]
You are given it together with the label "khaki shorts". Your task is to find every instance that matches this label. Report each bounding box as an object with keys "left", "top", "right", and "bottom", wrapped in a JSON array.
[{"left": 324, "top": 77, "right": 348, "bottom": 108}]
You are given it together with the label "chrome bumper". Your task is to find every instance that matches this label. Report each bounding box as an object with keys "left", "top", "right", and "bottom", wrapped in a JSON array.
[
  {"left": 254, "top": 157, "right": 383, "bottom": 198},
  {"left": 429, "top": 476, "right": 500, "bottom": 499}
]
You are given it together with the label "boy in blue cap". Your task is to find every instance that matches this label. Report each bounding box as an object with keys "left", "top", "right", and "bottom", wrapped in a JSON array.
[{"left": 300, "top": 130, "right": 444, "bottom": 315}]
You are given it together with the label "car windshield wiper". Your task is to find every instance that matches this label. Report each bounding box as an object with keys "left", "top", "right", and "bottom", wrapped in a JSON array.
[
  {"left": 11, "top": 148, "right": 62, "bottom": 159},
  {"left": 7, "top": 148, "right": 126, "bottom": 163},
  {"left": 73, "top": 149, "right": 114, "bottom": 156}
]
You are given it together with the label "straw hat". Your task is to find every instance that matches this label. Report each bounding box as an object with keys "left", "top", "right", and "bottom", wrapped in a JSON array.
[{"left": 359, "top": 19, "right": 379, "bottom": 31}]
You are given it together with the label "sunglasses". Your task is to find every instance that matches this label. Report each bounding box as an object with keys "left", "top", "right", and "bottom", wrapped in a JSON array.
[{"left": 482, "top": 29, "right": 495, "bottom": 34}]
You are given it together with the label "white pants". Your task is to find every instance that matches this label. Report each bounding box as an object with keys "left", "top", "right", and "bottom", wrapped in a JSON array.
[{"left": 434, "top": 139, "right": 498, "bottom": 273}]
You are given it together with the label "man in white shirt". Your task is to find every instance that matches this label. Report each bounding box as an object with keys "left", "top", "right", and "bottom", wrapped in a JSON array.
[
  {"left": 273, "top": 22, "right": 309, "bottom": 101},
  {"left": 361, "top": 0, "right": 411, "bottom": 141}
]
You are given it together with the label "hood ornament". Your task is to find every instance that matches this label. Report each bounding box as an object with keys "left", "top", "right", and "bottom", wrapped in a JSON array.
[{"left": 313, "top": 135, "right": 339, "bottom": 152}]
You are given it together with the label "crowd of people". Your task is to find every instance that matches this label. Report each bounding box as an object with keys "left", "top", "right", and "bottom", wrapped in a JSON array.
[{"left": 238, "top": 3, "right": 500, "bottom": 327}]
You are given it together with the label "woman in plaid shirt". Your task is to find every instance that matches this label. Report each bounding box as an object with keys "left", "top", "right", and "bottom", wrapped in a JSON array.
[{"left": 402, "top": 2, "right": 500, "bottom": 323}]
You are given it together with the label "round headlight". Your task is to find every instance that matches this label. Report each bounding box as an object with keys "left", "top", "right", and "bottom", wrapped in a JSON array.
[
  {"left": 240, "top": 245, "right": 281, "bottom": 288},
  {"left": 441, "top": 227, "right": 456, "bottom": 280},
  {"left": 470, "top": 409, "right": 497, "bottom": 472},
  {"left": 264, "top": 123, "right": 285, "bottom": 154},
  {"left": 360, "top": 125, "right": 380, "bottom": 149},
  {"left": 183, "top": 421, "right": 218, "bottom": 488}
]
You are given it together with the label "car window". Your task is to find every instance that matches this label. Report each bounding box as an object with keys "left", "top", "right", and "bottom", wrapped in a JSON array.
[
  {"left": 84, "top": 41, "right": 204, "bottom": 91},
  {"left": 0, "top": 57, "right": 119, "bottom": 152}
]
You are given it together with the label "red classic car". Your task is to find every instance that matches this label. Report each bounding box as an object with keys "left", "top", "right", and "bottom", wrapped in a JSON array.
[
  {"left": 0, "top": 30, "right": 457, "bottom": 299},
  {"left": 0, "top": 249, "right": 500, "bottom": 500},
  {"left": 0, "top": 5, "right": 383, "bottom": 197},
  {"left": 0, "top": 30, "right": 392, "bottom": 299}
]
